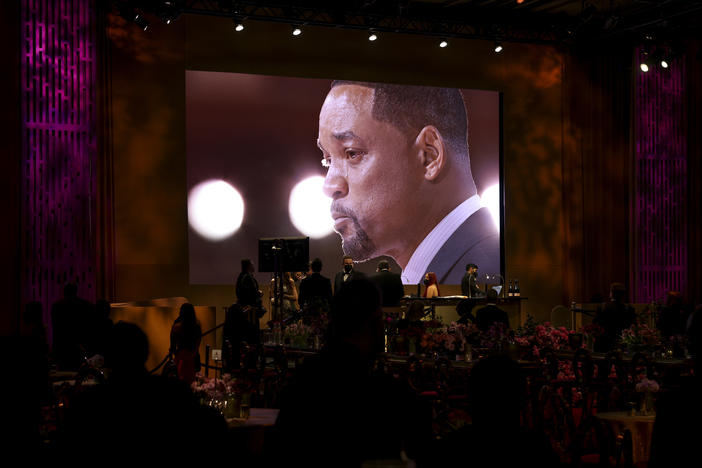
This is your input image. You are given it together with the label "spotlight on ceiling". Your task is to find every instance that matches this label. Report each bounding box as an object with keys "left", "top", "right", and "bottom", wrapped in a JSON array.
[
  {"left": 640, "top": 61, "right": 650, "bottom": 72},
  {"left": 234, "top": 22, "right": 244, "bottom": 32},
  {"left": 292, "top": 26, "right": 302, "bottom": 36},
  {"left": 368, "top": 31, "right": 378, "bottom": 41},
  {"left": 660, "top": 59, "right": 669, "bottom": 69},
  {"left": 439, "top": 39, "right": 448, "bottom": 48},
  {"left": 134, "top": 14, "right": 150, "bottom": 31},
  {"left": 494, "top": 41, "right": 503, "bottom": 53}
]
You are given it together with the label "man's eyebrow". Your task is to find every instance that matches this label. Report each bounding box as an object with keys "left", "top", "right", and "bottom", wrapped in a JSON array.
[{"left": 332, "top": 130, "right": 362, "bottom": 141}]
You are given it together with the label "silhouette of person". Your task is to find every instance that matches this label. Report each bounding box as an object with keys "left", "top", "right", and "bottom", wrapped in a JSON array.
[
  {"left": 84, "top": 299, "right": 113, "bottom": 357},
  {"left": 593, "top": 283, "right": 636, "bottom": 352},
  {"left": 370, "top": 259, "right": 405, "bottom": 307},
  {"left": 431, "top": 355, "right": 559, "bottom": 467},
  {"left": 475, "top": 289, "right": 509, "bottom": 331},
  {"left": 170, "top": 303, "right": 202, "bottom": 385},
  {"left": 273, "top": 278, "right": 431, "bottom": 466},
  {"left": 297, "top": 257, "right": 333, "bottom": 314},
  {"left": 50, "top": 283, "right": 93, "bottom": 370},
  {"left": 222, "top": 303, "right": 260, "bottom": 372},
  {"left": 65, "top": 321, "right": 227, "bottom": 461},
  {"left": 649, "top": 306, "right": 702, "bottom": 467}
]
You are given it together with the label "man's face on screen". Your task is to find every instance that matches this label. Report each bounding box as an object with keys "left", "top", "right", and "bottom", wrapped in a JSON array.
[{"left": 318, "top": 85, "right": 423, "bottom": 261}]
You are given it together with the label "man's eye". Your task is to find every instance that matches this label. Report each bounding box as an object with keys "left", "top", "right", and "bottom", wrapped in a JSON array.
[{"left": 346, "top": 149, "right": 365, "bottom": 160}]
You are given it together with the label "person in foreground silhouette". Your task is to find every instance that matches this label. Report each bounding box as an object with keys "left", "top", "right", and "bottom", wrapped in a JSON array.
[
  {"left": 649, "top": 305, "right": 702, "bottom": 467},
  {"left": 273, "top": 278, "right": 431, "bottom": 467},
  {"left": 431, "top": 355, "right": 560, "bottom": 467},
  {"left": 51, "top": 282, "right": 93, "bottom": 370},
  {"left": 64, "top": 321, "right": 227, "bottom": 460}
]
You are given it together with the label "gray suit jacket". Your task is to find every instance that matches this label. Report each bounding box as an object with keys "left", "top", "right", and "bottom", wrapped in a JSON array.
[{"left": 425, "top": 207, "right": 500, "bottom": 285}]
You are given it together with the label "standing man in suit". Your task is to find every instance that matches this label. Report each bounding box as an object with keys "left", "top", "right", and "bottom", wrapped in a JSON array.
[
  {"left": 318, "top": 80, "right": 499, "bottom": 286},
  {"left": 298, "top": 257, "right": 333, "bottom": 313},
  {"left": 333, "top": 255, "right": 364, "bottom": 295},
  {"left": 461, "top": 263, "right": 485, "bottom": 298},
  {"left": 371, "top": 260, "right": 405, "bottom": 307}
]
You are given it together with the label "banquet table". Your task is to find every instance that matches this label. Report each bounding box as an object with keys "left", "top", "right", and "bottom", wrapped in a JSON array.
[{"left": 595, "top": 411, "right": 656, "bottom": 465}]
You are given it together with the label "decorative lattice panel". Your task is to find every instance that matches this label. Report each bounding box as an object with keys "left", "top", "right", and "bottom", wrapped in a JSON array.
[
  {"left": 21, "top": 0, "right": 97, "bottom": 317},
  {"left": 634, "top": 49, "right": 687, "bottom": 302}
]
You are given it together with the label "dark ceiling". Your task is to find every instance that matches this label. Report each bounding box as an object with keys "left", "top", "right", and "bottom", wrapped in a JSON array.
[{"left": 119, "top": 1, "right": 702, "bottom": 46}]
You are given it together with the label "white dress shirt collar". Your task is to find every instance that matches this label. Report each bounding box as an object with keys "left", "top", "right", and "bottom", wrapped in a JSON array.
[{"left": 401, "top": 195, "right": 482, "bottom": 285}]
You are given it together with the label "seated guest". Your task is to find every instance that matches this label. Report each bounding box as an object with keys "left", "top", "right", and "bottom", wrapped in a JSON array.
[
  {"left": 297, "top": 257, "right": 333, "bottom": 314},
  {"left": 397, "top": 300, "right": 427, "bottom": 331},
  {"left": 431, "top": 355, "right": 559, "bottom": 467},
  {"left": 65, "top": 321, "right": 227, "bottom": 461},
  {"left": 170, "top": 303, "right": 202, "bottom": 385},
  {"left": 273, "top": 278, "right": 432, "bottom": 466},
  {"left": 456, "top": 299, "right": 478, "bottom": 325},
  {"left": 593, "top": 282, "right": 636, "bottom": 352},
  {"left": 371, "top": 260, "right": 405, "bottom": 307},
  {"left": 475, "top": 289, "right": 509, "bottom": 331},
  {"left": 649, "top": 306, "right": 702, "bottom": 467},
  {"left": 423, "top": 272, "right": 440, "bottom": 298}
]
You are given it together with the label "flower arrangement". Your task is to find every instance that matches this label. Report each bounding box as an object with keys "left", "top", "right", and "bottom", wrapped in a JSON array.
[
  {"left": 515, "top": 321, "right": 575, "bottom": 357},
  {"left": 191, "top": 373, "right": 254, "bottom": 418},
  {"left": 283, "top": 322, "right": 315, "bottom": 348},
  {"left": 620, "top": 322, "right": 662, "bottom": 353},
  {"left": 635, "top": 378, "right": 660, "bottom": 393},
  {"left": 480, "top": 322, "right": 512, "bottom": 351}
]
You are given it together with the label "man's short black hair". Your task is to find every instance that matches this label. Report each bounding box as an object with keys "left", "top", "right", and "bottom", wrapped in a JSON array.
[
  {"left": 311, "top": 257, "right": 323, "bottom": 273},
  {"left": 377, "top": 260, "right": 390, "bottom": 271},
  {"left": 241, "top": 259, "right": 253, "bottom": 272},
  {"left": 466, "top": 263, "right": 478, "bottom": 271},
  {"left": 342, "top": 255, "right": 353, "bottom": 262},
  {"left": 331, "top": 80, "right": 469, "bottom": 161}
]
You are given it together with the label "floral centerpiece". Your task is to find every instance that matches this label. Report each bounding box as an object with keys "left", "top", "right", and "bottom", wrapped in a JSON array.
[
  {"left": 635, "top": 377, "right": 660, "bottom": 415},
  {"left": 283, "top": 322, "right": 315, "bottom": 349},
  {"left": 191, "top": 373, "right": 253, "bottom": 419},
  {"left": 420, "top": 321, "right": 480, "bottom": 357},
  {"left": 580, "top": 323, "right": 605, "bottom": 350},
  {"left": 620, "top": 322, "right": 662, "bottom": 354},
  {"left": 514, "top": 319, "right": 576, "bottom": 358}
]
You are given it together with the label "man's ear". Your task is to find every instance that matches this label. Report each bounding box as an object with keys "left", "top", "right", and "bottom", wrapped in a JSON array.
[{"left": 415, "top": 125, "right": 446, "bottom": 181}]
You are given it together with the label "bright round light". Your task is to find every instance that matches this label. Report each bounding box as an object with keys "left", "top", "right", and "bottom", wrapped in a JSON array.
[
  {"left": 288, "top": 176, "right": 334, "bottom": 238},
  {"left": 439, "top": 40, "right": 448, "bottom": 48},
  {"left": 369, "top": 33, "right": 378, "bottom": 41},
  {"left": 661, "top": 60, "right": 669, "bottom": 68},
  {"left": 292, "top": 27, "right": 302, "bottom": 36},
  {"left": 640, "top": 63, "right": 649, "bottom": 72},
  {"left": 480, "top": 184, "right": 501, "bottom": 231},
  {"left": 188, "top": 180, "right": 245, "bottom": 241},
  {"left": 235, "top": 23, "right": 244, "bottom": 32},
  {"left": 494, "top": 45, "right": 503, "bottom": 53}
]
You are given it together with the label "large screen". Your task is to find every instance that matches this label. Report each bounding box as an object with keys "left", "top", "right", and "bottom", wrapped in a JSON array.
[{"left": 186, "top": 71, "right": 502, "bottom": 286}]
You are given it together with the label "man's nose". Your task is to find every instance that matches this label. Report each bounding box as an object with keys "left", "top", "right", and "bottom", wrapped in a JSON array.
[{"left": 323, "top": 165, "right": 348, "bottom": 199}]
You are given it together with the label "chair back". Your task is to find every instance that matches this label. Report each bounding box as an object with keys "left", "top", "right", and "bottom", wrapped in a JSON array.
[{"left": 550, "top": 305, "right": 572, "bottom": 329}]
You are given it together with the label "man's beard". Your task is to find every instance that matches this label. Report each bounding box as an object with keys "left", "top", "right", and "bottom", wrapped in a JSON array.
[{"left": 332, "top": 204, "right": 377, "bottom": 261}]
